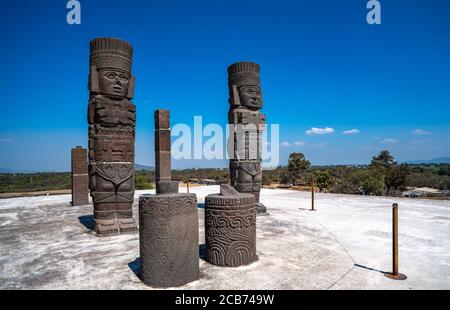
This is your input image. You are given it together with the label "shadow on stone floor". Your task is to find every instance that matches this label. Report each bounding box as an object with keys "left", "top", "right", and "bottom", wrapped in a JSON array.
[
  {"left": 199, "top": 244, "right": 207, "bottom": 261},
  {"left": 78, "top": 215, "right": 95, "bottom": 230},
  {"left": 129, "top": 257, "right": 141, "bottom": 277},
  {"left": 354, "top": 264, "right": 387, "bottom": 275}
]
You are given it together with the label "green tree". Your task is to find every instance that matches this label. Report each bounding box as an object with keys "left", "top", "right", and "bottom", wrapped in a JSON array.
[
  {"left": 262, "top": 174, "right": 272, "bottom": 186},
  {"left": 370, "top": 150, "right": 396, "bottom": 174},
  {"left": 315, "top": 171, "right": 335, "bottom": 192},
  {"left": 287, "top": 153, "right": 311, "bottom": 185},
  {"left": 330, "top": 167, "right": 359, "bottom": 194},
  {"left": 354, "top": 169, "right": 386, "bottom": 196},
  {"left": 135, "top": 173, "right": 154, "bottom": 190},
  {"left": 385, "top": 163, "right": 410, "bottom": 191},
  {"left": 440, "top": 177, "right": 450, "bottom": 190},
  {"left": 438, "top": 165, "right": 450, "bottom": 176},
  {"left": 279, "top": 168, "right": 291, "bottom": 185}
]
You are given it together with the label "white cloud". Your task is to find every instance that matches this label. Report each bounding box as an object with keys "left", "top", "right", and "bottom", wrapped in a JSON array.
[
  {"left": 342, "top": 129, "right": 360, "bottom": 135},
  {"left": 281, "top": 141, "right": 292, "bottom": 147},
  {"left": 293, "top": 141, "right": 307, "bottom": 146},
  {"left": 412, "top": 129, "right": 431, "bottom": 135},
  {"left": 381, "top": 138, "right": 398, "bottom": 144},
  {"left": 310, "top": 142, "right": 327, "bottom": 148},
  {"left": 0, "top": 138, "right": 13, "bottom": 143},
  {"left": 305, "top": 127, "right": 335, "bottom": 136}
]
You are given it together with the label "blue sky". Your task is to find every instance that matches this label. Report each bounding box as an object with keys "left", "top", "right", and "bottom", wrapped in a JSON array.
[{"left": 0, "top": 0, "right": 449, "bottom": 171}]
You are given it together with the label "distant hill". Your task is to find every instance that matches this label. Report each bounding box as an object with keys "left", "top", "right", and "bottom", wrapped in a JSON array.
[
  {"left": 1, "top": 164, "right": 154, "bottom": 174},
  {"left": 0, "top": 168, "right": 15, "bottom": 173},
  {"left": 0, "top": 168, "right": 37, "bottom": 174},
  {"left": 135, "top": 164, "right": 154, "bottom": 171},
  {"left": 407, "top": 157, "right": 450, "bottom": 164}
]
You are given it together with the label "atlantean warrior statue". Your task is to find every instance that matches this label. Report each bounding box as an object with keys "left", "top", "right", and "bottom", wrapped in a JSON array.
[
  {"left": 87, "top": 38, "right": 137, "bottom": 235},
  {"left": 227, "top": 62, "right": 267, "bottom": 214}
]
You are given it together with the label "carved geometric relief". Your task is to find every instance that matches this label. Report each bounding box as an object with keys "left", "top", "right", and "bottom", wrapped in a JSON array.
[
  {"left": 205, "top": 193, "right": 257, "bottom": 267},
  {"left": 139, "top": 194, "right": 199, "bottom": 287}
]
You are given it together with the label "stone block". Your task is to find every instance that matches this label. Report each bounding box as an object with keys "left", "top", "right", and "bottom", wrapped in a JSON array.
[{"left": 154, "top": 109, "right": 170, "bottom": 129}]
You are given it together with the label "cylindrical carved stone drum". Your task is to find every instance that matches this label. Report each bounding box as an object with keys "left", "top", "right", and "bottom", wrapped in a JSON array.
[
  {"left": 139, "top": 193, "right": 199, "bottom": 287},
  {"left": 205, "top": 193, "right": 257, "bottom": 267}
]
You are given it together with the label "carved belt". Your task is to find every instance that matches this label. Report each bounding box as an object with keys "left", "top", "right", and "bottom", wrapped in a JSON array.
[
  {"left": 237, "top": 162, "right": 261, "bottom": 177},
  {"left": 94, "top": 163, "right": 134, "bottom": 185},
  {"left": 93, "top": 191, "right": 134, "bottom": 203}
]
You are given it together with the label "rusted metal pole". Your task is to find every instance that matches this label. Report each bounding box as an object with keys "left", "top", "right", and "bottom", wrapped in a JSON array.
[
  {"left": 393, "top": 203, "right": 398, "bottom": 276},
  {"left": 385, "top": 203, "right": 407, "bottom": 280},
  {"left": 311, "top": 175, "right": 315, "bottom": 211}
]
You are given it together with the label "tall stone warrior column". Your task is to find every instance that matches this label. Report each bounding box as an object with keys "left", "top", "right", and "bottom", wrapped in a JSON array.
[
  {"left": 227, "top": 62, "right": 267, "bottom": 214},
  {"left": 87, "top": 38, "right": 138, "bottom": 235}
]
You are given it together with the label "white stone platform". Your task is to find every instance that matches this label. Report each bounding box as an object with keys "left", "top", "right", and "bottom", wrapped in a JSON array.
[{"left": 0, "top": 186, "right": 449, "bottom": 290}]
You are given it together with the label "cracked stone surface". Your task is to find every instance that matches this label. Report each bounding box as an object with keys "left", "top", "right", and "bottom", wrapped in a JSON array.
[{"left": 0, "top": 186, "right": 449, "bottom": 290}]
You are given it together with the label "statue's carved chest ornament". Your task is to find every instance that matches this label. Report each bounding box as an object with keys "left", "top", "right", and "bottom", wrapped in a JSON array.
[{"left": 91, "top": 96, "right": 136, "bottom": 128}]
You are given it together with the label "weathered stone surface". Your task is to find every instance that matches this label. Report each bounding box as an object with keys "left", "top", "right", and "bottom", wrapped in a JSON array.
[
  {"left": 71, "top": 147, "right": 89, "bottom": 206},
  {"left": 227, "top": 62, "right": 267, "bottom": 214},
  {"left": 155, "top": 152, "right": 171, "bottom": 181},
  {"left": 139, "top": 193, "right": 199, "bottom": 287},
  {"left": 256, "top": 203, "right": 267, "bottom": 215},
  {"left": 220, "top": 184, "right": 240, "bottom": 196},
  {"left": 156, "top": 181, "right": 179, "bottom": 195},
  {"left": 154, "top": 110, "right": 172, "bottom": 193},
  {"left": 87, "top": 37, "right": 137, "bottom": 235},
  {"left": 155, "top": 130, "right": 171, "bottom": 152},
  {"left": 154, "top": 109, "right": 170, "bottom": 129},
  {"left": 138, "top": 108, "right": 199, "bottom": 287},
  {"left": 205, "top": 193, "right": 257, "bottom": 267}
]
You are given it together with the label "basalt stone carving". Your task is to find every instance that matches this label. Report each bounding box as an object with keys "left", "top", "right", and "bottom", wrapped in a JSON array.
[
  {"left": 87, "top": 38, "right": 137, "bottom": 235},
  {"left": 205, "top": 185, "right": 257, "bottom": 267},
  {"left": 138, "top": 109, "right": 199, "bottom": 287},
  {"left": 71, "top": 146, "right": 89, "bottom": 206},
  {"left": 227, "top": 62, "right": 267, "bottom": 214},
  {"left": 139, "top": 193, "right": 199, "bottom": 287}
]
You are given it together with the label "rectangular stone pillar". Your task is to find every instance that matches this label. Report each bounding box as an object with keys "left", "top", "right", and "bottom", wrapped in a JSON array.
[
  {"left": 154, "top": 110, "right": 171, "bottom": 193},
  {"left": 71, "top": 146, "right": 89, "bottom": 206},
  {"left": 139, "top": 109, "right": 199, "bottom": 287}
]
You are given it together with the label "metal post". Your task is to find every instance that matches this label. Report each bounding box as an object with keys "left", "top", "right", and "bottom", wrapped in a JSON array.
[
  {"left": 310, "top": 175, "right": 316, "bottom": 211},
  {"left": 393, "top": 203, "right": 398, "bottom": 275},
  {"left": 187, "top": 180, "right": 190, "bottom": 194},
  {"left": 385, "top": 203, "right": 407, "bottom": 280}
]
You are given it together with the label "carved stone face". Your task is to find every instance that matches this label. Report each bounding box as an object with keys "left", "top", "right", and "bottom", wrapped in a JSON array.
[
  {"left": 238, "top": 85, "right": 263, "bottom": 110},
  {"left": 98, "top": 68, "right": 130, "bottom": 98}
]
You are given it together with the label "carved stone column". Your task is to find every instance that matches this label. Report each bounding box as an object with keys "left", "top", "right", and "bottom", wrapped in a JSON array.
[
  {"left": 139, "top": 193, "right": 199, "bottom": 287},
  {"left": 205, "top": 185, "right": 257, "bottom": 267},
  {"left": 139, "top": 109, "right": 199, "bottom": 287},
  {"left": 154, "top": 109, "right": 173, "bottom": 193},
  {"left": 87, "top": 37, "right": 137, "bottom": 235}
]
